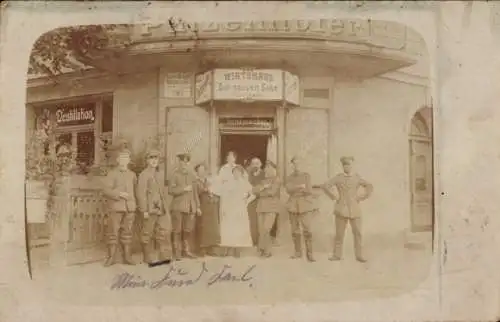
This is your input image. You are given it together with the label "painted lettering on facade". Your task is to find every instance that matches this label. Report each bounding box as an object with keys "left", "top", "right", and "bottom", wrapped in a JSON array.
[{"left": 135, "top": 19, "right": 373, "bottom": 40}]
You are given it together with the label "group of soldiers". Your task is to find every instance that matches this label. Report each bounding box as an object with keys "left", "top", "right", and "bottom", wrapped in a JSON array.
[{"left": 101, "top": 147, "right": 373, "bottom": 267}]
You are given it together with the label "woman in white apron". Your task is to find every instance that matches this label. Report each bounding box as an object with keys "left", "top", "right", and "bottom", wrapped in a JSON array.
[{"left": 210, "top": 152, "right": 253, "bottom": 257}]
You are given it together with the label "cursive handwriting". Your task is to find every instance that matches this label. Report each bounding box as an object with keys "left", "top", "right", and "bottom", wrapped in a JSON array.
[
  {"left": 110, "top": 262, "right": 257, "bottom": 290},
  {"left": 207, "top": 264, "right": 256, "bottom": 287}
]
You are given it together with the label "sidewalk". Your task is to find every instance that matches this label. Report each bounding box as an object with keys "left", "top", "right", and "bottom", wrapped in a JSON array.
[{"left": 27, "top": 233, "right": 434, "bottom": 306}]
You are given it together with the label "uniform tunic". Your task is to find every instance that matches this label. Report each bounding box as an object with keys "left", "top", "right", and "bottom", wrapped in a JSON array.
[
  {"left": 285, "top": 171, "right": 317, "bottom": 214},
  {"left": 102, "top": 167, "right": 137, "bottom": 245}
]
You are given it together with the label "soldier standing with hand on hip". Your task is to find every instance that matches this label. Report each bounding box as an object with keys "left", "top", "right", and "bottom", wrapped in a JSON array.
[
  {"left": 102, "top": 148, "right": 137, "bottom": 266},
  {"left": 285, "top": 156, "right": 318, "bottom": 262},
  {"left": 168, "top": 153, "right": 201, "bottom": 259},
  {"left": 320, "top": 156, "right": 373, "bottom": 263},
  {"left": 137, "top": 149, "right": 172, "bottom": 265}
]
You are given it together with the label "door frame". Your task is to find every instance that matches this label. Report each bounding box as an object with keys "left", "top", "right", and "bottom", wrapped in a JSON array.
[{"left": 408, "top": 109, "right": 434, "bottom": 233}]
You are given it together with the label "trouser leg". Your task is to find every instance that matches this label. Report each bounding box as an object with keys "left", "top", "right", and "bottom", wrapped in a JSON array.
[
  {"left": 350, "top": 218, "right": 366, "bottom": 262},
  {"left": 301, "top": 212, "right": 315, "bottom": 262},
  {"left": 171, "top": 211, "right": 183, "bottom": 259},
  {"left": 141, "top": 214, "right": 158, "bottom": 264},
  {"left": 270, "top": 213, "right": 279, "bottom": 239},
  {"left": 331, "top": 215, "right": 348, "bottom": 260},
  {"left": 289, "top": 212, "right": 302, "bottom": 258},
  {"left": 120, "top": 212, "right": 136, "bottom": 265},
  {"left": 182, "top": 213, "right": 196, "bottom": 258},
  {"left": 257, "top": 213, "right": 265, "bottom": 254},
  {"left": 156, "top": 213, "right": 173, "bottom": 261},
  {"left": 260, "top": 212, "right": 277, "bottom": 256},
  {"left": 104, "top": 212, "right": 122, "bottom": 266}
]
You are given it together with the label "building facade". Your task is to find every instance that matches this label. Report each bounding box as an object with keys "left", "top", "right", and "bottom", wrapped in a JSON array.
[{"left": 26, "top": 19, "right": 433, "bottom": 251}]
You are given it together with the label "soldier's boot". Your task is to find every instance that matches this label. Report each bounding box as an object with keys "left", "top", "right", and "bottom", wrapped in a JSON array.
[
  {"left": 172, "top": 233, "right": 182, "bottom": 261},
  {"left": 182, "top": 232, "right": 196, "bottom": 259},
  {"left": 158, "top": 239, "right": 173, "bottom": 263},
  {"left": 122, "top": 244, "right": 136, "bottom": 265},
  {"left": 104, "top": 244, "right": 118, "bottom": 267},
  {"left": 329, "top": 242, "right": 342, "bottom": 261},
  {"left": 304, "top": 233, "right": 316, "bottom": 263},
  {"left": 142, "top": 243, "right": 154, "bottom": 265},
  {"left": 290, "top": 234, "right": 303, "bottom": 259}
]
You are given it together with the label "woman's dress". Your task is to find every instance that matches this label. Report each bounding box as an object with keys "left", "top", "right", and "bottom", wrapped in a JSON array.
[
  {"left": 195, "top": 176, "right": 221, "bottom": 248},
  {"left": 211, "top": 176, "right": 254, "bottom": 247}
]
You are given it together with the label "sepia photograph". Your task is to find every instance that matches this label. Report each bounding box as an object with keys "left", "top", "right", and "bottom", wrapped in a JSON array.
[{"left": 23, "top": 15, "right": 434, "bottom": 305}]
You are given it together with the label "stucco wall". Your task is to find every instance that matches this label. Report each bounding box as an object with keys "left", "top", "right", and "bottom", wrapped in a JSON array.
[
  {"left": 113, "top": 71, "right": 159, "bottom": 154},
  {"left": 165, "top": 107, "right": 210, "bottom": 178},
  {"left": 331, "top": 77, "right": 428, "bottom": 235}
]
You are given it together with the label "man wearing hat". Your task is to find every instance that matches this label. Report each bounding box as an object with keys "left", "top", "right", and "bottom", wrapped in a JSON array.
[
  {"left": 102, "top": 148, "right": 137, "bottom": 266},
  {"left": 168, "top": 153, "right": 201, "bottom": 259},
  {"left": 285, "top": 156, "right": 318, "bottom": 262},
  {"left": 252, "top": 160, "right": 282, "bottom": 257},
  {"left": 320, "top": 156, "right": 373, "bottom": 262},
  {"left": 137, "top": 149, "right": 172, "bottom": 265}
]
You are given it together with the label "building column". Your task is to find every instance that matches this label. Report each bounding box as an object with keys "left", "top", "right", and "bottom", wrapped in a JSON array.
[
  {"left": 276, "top": 105, "right": 286, "bottom": 181},
  {"left": 209, "top": 103, "right": 219, "bottom": 173}
]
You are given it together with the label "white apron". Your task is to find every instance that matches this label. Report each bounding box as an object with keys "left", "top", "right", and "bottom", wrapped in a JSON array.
[{"left": 210, "top": 170, "right": 254, "bottom": 247}]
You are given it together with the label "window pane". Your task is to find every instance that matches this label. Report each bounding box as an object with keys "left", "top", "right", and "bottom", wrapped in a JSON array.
[
  {"left": 76, "top": 131, "right": 95, "bottom": 168},
  {"left": 101, "top": 98, "right": 113, "bottom": 133}
]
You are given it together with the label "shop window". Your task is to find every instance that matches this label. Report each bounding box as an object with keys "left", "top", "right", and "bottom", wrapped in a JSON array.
[{"left": 33, "top": 96, "right": 113, "bottom": 174}]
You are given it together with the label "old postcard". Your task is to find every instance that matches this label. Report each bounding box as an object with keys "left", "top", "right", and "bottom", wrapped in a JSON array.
[{"left": 0, "top": 1, "right": 499, "bottom": 321}]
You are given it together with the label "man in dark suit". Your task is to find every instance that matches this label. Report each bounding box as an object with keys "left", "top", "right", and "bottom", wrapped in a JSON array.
[
  {"left": 246, "top": 157, "right": 265, "bottom": 246},
  {"left": 137, "top": 149, "right": 172, "bottom": 265},
  {"left": 168, "top": 153, "right": 201, "bottom": 259}
]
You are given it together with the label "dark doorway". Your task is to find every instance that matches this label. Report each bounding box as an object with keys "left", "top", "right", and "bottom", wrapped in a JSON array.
[{"left": 220, "top": 134, "right": 269, "bottom": 167}]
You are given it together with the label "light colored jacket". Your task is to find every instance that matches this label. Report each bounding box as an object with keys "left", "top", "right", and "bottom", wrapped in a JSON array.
[{"left": 322, "top": 173, "right": 373, "bottom": 218}]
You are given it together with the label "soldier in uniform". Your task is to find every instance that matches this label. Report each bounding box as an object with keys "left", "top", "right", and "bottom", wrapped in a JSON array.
[
  {"left": 168, "top": 153, "right": 201, "bottom": 259},
  {"left": 137, "top": 149, "right": 172, "bottom": 265},
  {"left": 102, "top": 148, "right": 137, "bottom": 266},
  {"left": 320, "top": 156, "right": 373, "bottom": 262},
  {"left": 285, "top": 156, "right": 318, "bottom": 262},
  {"left": 252, "top": 160, "right": 281, "bottom": 258}
]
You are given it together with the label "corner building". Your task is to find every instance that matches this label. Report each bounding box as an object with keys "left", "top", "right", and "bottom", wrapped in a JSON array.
[{"left": 26, "top": 19, "right": 433, "bottom": 252}]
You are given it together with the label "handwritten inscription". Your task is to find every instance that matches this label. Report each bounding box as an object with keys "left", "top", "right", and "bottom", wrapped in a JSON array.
[{"left": 110, "top": 262, "right": 256, "bottom": 290}]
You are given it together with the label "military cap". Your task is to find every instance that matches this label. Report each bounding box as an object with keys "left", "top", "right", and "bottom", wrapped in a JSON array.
[
  {"left": 290, "top": 155, "right": 301, "bottom": 163},
  {"left": 177, "top": 153, "right": 191, "bottom": 162},
  {"left": 146, "top": 149, "right": 161, "bottom": 159},
  {"left": 340, "top": 156, "right": 355, "bottom": 165}
]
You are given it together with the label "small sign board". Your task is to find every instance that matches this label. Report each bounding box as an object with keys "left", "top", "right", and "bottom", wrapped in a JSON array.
[
  {"left": 164, "top": 72, "right": 193, "bottom": 99},
  {"left": 54, "top": 102, "right": 96, "bottom": 127}
]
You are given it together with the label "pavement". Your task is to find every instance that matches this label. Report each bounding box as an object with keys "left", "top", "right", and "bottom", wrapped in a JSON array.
[{"left": 26, "top": 232, "right": 434, "bottom": 306}]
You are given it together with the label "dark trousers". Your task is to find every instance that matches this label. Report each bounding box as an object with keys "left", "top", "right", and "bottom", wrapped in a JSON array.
[
  {"left": 257, "top": 212, "right": 277, "bottom": 254},
  {"left": 106, "top": 211, "right": 135, "bottom": 245}
]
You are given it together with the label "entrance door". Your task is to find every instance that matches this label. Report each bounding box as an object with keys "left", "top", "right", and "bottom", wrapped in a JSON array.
[
  {"left": 409, "top": 112, "right": 433, "bottom": 232},
  {"left": 220, "top": 134, "right": 269, "bottom": 167}
]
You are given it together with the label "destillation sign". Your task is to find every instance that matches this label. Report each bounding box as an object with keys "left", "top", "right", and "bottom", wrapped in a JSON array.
[{"left": 194, "top": 68, "right": 300, "bottom": 105}]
